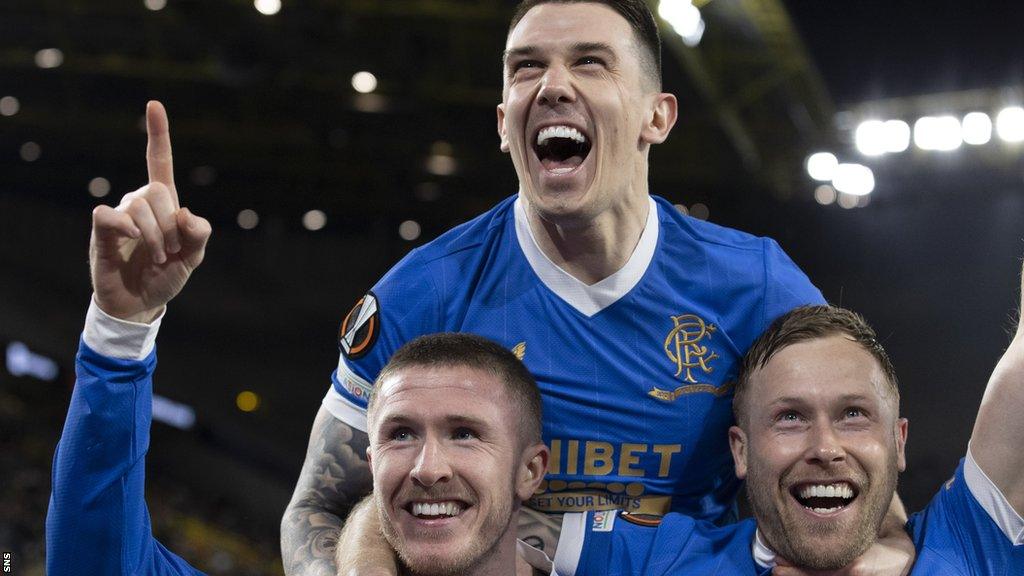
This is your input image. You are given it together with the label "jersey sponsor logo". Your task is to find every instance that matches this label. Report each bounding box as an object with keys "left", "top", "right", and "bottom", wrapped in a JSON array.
[
  {"left": 339, "top": 292, "right": 380, "bottom": 360},
  {"left": 591, "top": 510, "right": 616, "bottom": 532},
  {"left": 529, "top": 491, "right": 671, "bottom": 514},
  {"left": 652, "top": 313, "right": 727, "bottom": 401}
]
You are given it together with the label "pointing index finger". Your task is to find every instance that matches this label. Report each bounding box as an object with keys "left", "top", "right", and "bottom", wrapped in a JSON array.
[{"left": 146, "top": 100, "right": 178, "bottom": 207}]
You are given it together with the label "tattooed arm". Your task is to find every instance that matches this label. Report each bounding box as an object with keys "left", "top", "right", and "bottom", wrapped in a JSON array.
[{"left": 282, "top": 406, "right": 373, "bottom": 576}]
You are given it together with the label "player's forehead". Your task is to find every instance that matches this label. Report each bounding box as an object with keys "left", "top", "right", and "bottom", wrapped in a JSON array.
[
  {"left": 505, "top": 2, "right": 637, "bottom": 57},
  {"left": 373, "top": 364, "right": 514, "bottom": 426},
  {"left": 749, "top": 335, "right": 889, "bottom": 410}
]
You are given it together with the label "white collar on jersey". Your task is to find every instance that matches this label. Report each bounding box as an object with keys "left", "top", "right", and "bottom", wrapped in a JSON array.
[
  {"left": 752, "top": 528, "right": 777, "bottom": 569},
  {"left": 514, "top": 195, "right": 659, "bottom": 317}
]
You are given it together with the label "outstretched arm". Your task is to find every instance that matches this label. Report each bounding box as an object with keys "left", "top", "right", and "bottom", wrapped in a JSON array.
[
  {"left": 281, "top": 406, "right": 373, "bottom": 576},
  {"left": 969, "top": 260, "right": 1024, "bottom": 515}
]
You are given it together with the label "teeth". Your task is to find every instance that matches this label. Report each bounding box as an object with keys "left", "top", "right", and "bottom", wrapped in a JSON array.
[
  {"left": 798, "top": 483, "right": 854, "bottom": 500},
  {"left": 537, "top": 125, "right": 586, "bottom": 146},
  {"left": 812, "top": 507, "right": 842, "bottom": 514},
  {"left": 411, "top": 501, "right": 463, "bottom": 518}
]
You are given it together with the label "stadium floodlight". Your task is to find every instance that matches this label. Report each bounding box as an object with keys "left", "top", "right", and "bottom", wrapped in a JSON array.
[
  {"left": 855, "top": 120, "right": 888, "bottom": 156},
  {"left": 996, "top": 106, "right": 1024, "bottom": 143},
  {"left": 351, "top": 71, "right": 378, "bottom": 94},
  {"left": 806, "top": 151, "right": 838, "bottom": 181},
  {"left": 883, "top": 120, "right": 911, "bottom": 153},
  {"left": 254, "top": 0, "right": 281, "bottom": 16},
  {"left": 962, "top": 112, "right": 993, "bottom": 145},
  {"left": 832, "top": 163, "right": 874, "bottom": 196},
  {"left": 659, "top": 0, "right": 705, "bottom": 47},
  {"left": 913, "top": 115, "right": 962, "bottom": 151}
]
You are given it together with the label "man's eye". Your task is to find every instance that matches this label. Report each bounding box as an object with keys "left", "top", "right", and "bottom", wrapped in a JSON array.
[
  {"left": 390, "top": 428, "right": 414, "bottom": 441},
  {"left": 453, "top": 427, "right": 477, "bottom": 441},
  {"left": 514, "top": 60, "right": 541, "bottom": 71},
  {"left": 777, "top": 411, "right": 802, "bottom": 423},
  {"left": 844, "top": 408, "right": 865, "bottom": 419},
  {"left": 577, "top": 56, "right": 604, "bottom": 66}
]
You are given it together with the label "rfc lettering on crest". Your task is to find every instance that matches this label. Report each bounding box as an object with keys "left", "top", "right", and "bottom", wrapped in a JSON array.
[{"left": 650, "top": 313, "right": 729, "bottom": 401}]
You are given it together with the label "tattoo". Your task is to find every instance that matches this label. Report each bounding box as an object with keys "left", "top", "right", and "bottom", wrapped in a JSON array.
[
  {"left": 282, "top": 406, "right": 372, "bottom": 576},
  {"left": 517, "top": 507, "right": 563, "bottom": 555}
]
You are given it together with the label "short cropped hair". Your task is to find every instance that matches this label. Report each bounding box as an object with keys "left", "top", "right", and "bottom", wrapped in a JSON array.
[
  {"left": 366, "top": 333, "right": 543, "bottom": 446},
  {"left": 509, "top": 0, "right": 663, "bottom": 89},
  {"left": 734, "top": 305, "right": 900, "bottom": 426}
]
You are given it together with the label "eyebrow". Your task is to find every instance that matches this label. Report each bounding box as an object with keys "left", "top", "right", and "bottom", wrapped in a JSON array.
[
  {"left": 377, "top": 413, "right": 492, "bottom": 430},
  {"left": 767, "top": 393, "right": 877, "bottom": 409},
  {"left": 503, "top": 41, "right": 617, "bottom": 65}
]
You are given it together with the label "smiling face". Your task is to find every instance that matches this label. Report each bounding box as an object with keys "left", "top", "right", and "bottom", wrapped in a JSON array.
[
  {"left": 729, "top": 335, "right": 908, "bottom": 570},
  {"left": 497, "top": 2, "right": 676, "bottom": 225},
  {"left": 367, "top": 364, "right": 546, "bottom": 576}
]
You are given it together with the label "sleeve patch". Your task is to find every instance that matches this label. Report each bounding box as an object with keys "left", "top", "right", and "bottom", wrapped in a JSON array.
[
  {"left": 620, "top": 512, "right": 663, "bottom": 527},
  {"left": 339, "top": 292, "right": 380, "bottom": 360},
  {"left": 591, "top": 510, "right": 617, "bottom": 532}
]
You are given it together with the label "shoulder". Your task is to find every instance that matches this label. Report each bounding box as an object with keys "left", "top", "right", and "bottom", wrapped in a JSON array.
[
  {"left": 654, "top": 195, "right": 769, "bottom": 255},
  {"left": 399, "top": 195, "right": 515, "bottom": 267}
]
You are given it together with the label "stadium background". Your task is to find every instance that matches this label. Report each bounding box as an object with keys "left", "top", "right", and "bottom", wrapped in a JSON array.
[{"left": 2, "top": 0, "right": 1022, "bottom": 573}]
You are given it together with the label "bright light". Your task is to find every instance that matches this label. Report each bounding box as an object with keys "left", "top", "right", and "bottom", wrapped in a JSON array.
[
  {"left": 88, "top": 177, "right": 111, "bottom": 198},
  {"left": 0, "top": 96, "right": 20, "bottom": 116},
  {"left": 302, "top": 209, "right": 327, "bottom": 231},
  {"left": 913, "top": 116, "right": 962, "bottom": 151},
  {"left": 351, "top": 71, "right": 378, "bottom": 94},
  {"left": 659, "top": 0, "right": 705, "bottom": 47},
  {"left": 236, "top": 390, "right": 261, "bottom": 412},
  {"left": 814, "top": 184, "right": 837, "bottom": 205},
  {"left": 6, "top": 341, "right": 59, "bottom": 381},
  {"left": 398, "top": 220, "right": 421, "bottom": 241},
  {"left": 837, "top": 192, "right": 859, "bottom": 210},
  {"left": 806, "top": 152, "right": 838, "bottom": 181},
  {"left": 689, "top": 202, "right": 709, "bottom": 220},
  {"left": 254, "top": 0, "right": 281, "bottom": 16},
  {"left": 883, "top": 120, "right": 911, "bottom": 153},
  {"left": 35, "top": 48, "right": 64, "bottom": 69},
  {"left": 996, "top": 106, "right": 1024, "bottom": 143},
  {"left": 854, "top": 120, "right": 888, "bottom": 156},
  {"left": 20, "top": 142, "right": 41, "bottom": 162},
  {"left": 237, "top": 209, "right": 259, "bottom": 229},
  {"left": 962, "top": 112, "right": 993, "bottom": 145},
  {"left": 832, "top": 163, "right": 874, "bottom": 196},
  {"left": 143, "top": 0, "right": 166, "bottom": 10}
]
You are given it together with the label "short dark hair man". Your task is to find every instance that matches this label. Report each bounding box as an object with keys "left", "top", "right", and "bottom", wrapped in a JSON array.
[
  {"left": 557, "top": 297, "right": 1024, "bottom": 573},
  {"left": 44, "top": 105, "right": 550, "bottom": 576}
]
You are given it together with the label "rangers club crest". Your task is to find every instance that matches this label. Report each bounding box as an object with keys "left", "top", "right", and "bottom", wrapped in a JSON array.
[{"left": 339, "top": 292, "right": 380, "bottom": 360}]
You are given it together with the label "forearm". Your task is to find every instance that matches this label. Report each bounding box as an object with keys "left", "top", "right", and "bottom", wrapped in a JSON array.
[
  {"left": 282, "top": 406, "right": 373, "bottom": 576},
  {"left": 47, "top": 343, "right": 157, "bottom": 575},
  {"left": 970, "top": 334, "right": 1024, "bottom": 513},
  {"left": 335, "top": 497, "right": 399, "bottom": 576}
]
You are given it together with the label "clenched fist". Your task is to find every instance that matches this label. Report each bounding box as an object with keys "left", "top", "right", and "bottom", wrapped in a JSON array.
[{"left": 90, "top": 101, "right": 212, "bottom": 323}]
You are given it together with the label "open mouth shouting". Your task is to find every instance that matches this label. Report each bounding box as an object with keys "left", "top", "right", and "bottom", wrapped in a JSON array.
[
  {"left": 790, "top": 481, "right": 858, "bottom": 516},
  {"left": 532, "top": 123, "right": 592, "bottom": 175}
]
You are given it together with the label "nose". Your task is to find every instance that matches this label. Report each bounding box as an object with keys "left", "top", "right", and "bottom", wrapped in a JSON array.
[
  {"left": 410, "top": 437, "right": 453, "bottom": 487},
  {"left": 805, "top": 423, "right": 846, "bottom": 466},
  {"left": 536, "top": 65, "right": 576, "bottom": 106}
]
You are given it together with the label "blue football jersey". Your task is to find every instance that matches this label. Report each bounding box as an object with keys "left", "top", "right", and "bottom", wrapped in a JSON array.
[
  {"left": 326, "top": 195, "right": 823, "bottom": 521},
  {"left": 565, "top": 457, "right": 1024, "bottom": 575},
  {"left": 47, "top": 342, "right": 204, "bottom": 576},
  {"left": 906, "top": 457, "right": 1024, "bottom": 575}
]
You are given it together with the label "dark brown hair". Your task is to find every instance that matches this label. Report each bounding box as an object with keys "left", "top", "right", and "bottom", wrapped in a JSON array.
[
  {"left": 367, "top": 333, "right": 543, "bottom": 446},
  {"left": 508, "top": 0, "right": 662, "bottom": 89}
]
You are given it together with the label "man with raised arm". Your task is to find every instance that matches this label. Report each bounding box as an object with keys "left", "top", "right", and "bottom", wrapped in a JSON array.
[
  {"left": 285, "top": 2, "right": 913, "bottom": 576},
  {"left": 44, "top": 102, "right": 554, "bottom": 575},
  {"left": 559, "top": 297, "right": 1024, "bottom": 574}
]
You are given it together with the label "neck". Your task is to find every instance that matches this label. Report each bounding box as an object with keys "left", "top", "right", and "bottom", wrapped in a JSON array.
[{"left": 523, "top": 190, "right": 650, "bottom": 285}]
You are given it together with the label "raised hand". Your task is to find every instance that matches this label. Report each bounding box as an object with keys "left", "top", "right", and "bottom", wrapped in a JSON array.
[{"left": 89, "top": 101, "right": 212, "bottom": 323}]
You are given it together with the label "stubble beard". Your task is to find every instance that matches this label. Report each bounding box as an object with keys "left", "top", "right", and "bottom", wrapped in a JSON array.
[
  {"left": 746, "top": 458, "right": 898, "bottom": 571},
  {"left": 375, "top": 490, "right": 518, "bottom": 576}
]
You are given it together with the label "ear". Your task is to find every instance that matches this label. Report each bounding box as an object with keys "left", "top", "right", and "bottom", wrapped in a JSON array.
[
  {"left": 640, "top": 92, "right": 678, "bottom": 145},
  {"left": 894, "top": 417, "right": 909, "bottom": 472},
  {"left": 497, "top": 103, "right": 510, "bottom": 153},
  {"left": 728, "top": 425, "right": 749, "bottom": 479},
  {"left": 516, "top": 442, "right": 550, "bottom": 501}
]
